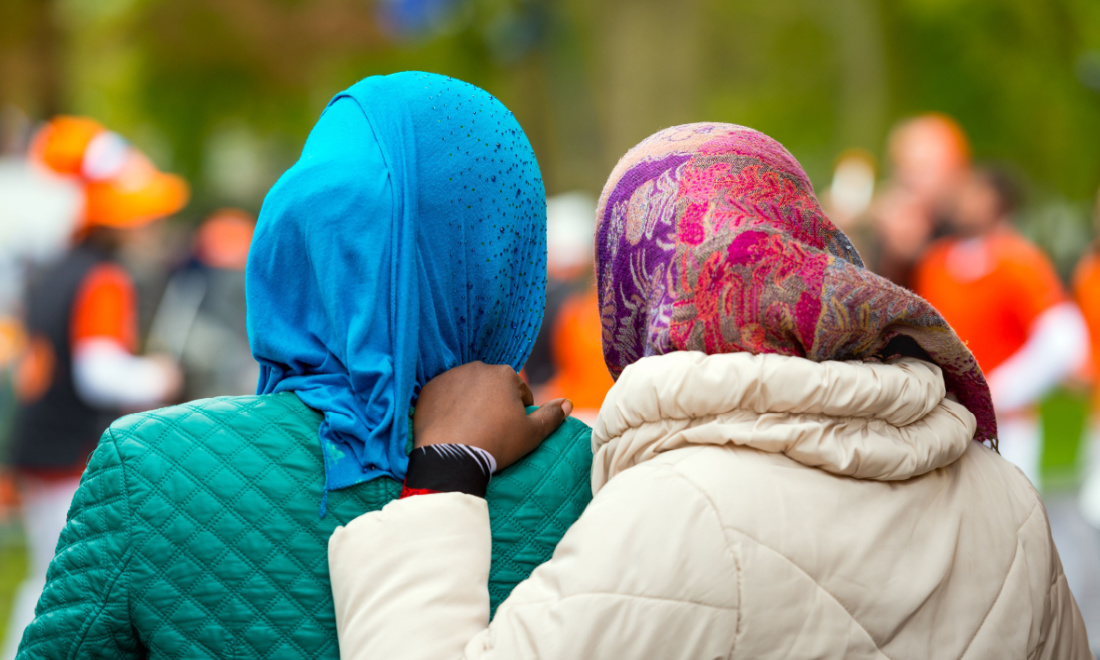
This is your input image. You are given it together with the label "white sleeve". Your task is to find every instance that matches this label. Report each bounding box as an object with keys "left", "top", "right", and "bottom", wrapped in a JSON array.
[
  {"left": 987, "top": 302, "right": 1090, "bottom": 413},
  {"left": 329, "top": 464, "right": 740, "bottom": 660},
  {"left": 72, "top": 338, "right": 173, "bottom": 408},
  {"left": 330, "top": 493, "right": 492, "bottom": 660}
]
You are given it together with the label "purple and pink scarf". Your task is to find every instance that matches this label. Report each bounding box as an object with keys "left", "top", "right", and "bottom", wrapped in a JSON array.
[{"left": 596, "top": 123, "right": 996, "bottom": 445}]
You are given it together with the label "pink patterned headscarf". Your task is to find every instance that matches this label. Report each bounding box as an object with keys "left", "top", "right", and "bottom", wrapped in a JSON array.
[{"left": 596, "top": 123, "right": 996, "bottom": 445}]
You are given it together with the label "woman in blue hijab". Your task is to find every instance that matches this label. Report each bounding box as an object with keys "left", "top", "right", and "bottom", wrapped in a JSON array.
[
  {"left": 249, "top": 71, "right": 555, "bottom": 505},
  {"left": 16, "top": 72, "right": 593, "bottom": 660}
]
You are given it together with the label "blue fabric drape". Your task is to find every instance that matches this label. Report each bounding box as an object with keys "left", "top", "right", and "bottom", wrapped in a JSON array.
[{"left": 247, "top": 72, "right": 547, "bottom": 501}]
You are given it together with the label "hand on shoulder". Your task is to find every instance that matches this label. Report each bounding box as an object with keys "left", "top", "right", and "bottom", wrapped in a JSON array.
[{"left": 413, "top": 362, "right": 572, "bottom": 470}]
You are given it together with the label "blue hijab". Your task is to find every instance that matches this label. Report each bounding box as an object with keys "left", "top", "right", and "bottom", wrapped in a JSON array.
[{"left": 247, "top": 72, "right": 547, "bottom": 503}]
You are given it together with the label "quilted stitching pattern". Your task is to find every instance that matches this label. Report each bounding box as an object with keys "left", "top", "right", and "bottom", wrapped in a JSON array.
[
  {"left": 18, "top": 392, "right": 592, "bottom": 658},
  {"left": 486, "top": 411, "right": 593, "bottom": 613},
  {"left": 19, "top": 429, "right": 142, "bottom": 659}
]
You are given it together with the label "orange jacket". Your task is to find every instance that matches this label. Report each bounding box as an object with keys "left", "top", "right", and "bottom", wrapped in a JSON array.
[{"left": 915, "top": 230, "right": 1066, "bottom": 375}]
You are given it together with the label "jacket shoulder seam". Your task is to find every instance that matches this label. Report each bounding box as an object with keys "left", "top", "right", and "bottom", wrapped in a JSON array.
[
  {"left": 958, "top": 502, "right": 1043, "bottom": 659},
  {"left": 506, "top": 590, "right": 740, "bottom": 611},
  {"left": 113, "top": 427, "right": 135, "bottom": 635},
  {"left": 67, "top": 547, "right": 134, "bottom": 659},
  {"left": 657, "top": 463, "right": 742, "bottom": 657},
  {"left": 69, "top": 428, "right": 135, "bottom": 659}
]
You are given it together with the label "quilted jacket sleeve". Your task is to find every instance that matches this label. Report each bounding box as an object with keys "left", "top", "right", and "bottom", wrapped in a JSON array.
[
  {"left": 16, "top": 428, "right": 142, "bottom": 659},
  {"left": 330, "top": 462, "right": 741, "bottom": 660}
]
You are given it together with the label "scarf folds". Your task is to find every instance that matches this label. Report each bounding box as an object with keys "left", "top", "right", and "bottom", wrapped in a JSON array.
[
  {"left": 595, "top": 123, "right": 995, "bottom": 445},
  {"left": 247, "top": 73, "right": 547, "bottom": 497}
]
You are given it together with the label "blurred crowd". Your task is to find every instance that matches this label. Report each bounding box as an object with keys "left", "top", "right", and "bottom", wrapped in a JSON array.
[
  {"left": 0, "top": 117, "right": 258, "bottom": 654},
  {"left": 3, "top": 109, "right": 1100, "bottom": 651},
  {"left": 828, "top": 114, "right": 1095, "bottom": 492}
]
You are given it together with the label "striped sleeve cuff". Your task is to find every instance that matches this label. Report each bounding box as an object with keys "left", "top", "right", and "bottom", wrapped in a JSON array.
[{"left": 401, "top": 444, "right": 497, "bottom": 498}]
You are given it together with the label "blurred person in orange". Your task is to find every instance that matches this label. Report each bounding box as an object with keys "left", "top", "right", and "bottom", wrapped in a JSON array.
[
  {"left": 0, "top": 155, "right": 83, "bottom": 539},
  {"left": 526, "top": 193, "right": 612, "bottom": 421},
  {"left": 1073, "top": 190, "right": 1100, "bottom": 526},
  {"left": 146, "top": 209, "right": 258, "bottom": 400},
  {"left": 3, "top": 116, "right": 185, "bottom": 656},
  {"left": 915, "top": 165, "right": 1088, "bottom": 487},
  {"left": 868, "top": 113, "right": 970, "bottom": 287}
]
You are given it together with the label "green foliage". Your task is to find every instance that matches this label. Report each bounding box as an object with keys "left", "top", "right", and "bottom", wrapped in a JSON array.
[
  {"left": 0, "top": 530, "right": 27, "bottom": 649},
  {"left": 881, "top": 0, "right": 1100, "bottom": 198},
  {"left": 1, "top": 0, "right": 1098, "bottom": 217},
  {"left": 1040, "top": 388, "right": 1090, "bottom": 492}
]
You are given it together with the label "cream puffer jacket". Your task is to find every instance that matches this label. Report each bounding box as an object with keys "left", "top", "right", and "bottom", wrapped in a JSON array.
[{"left": 329, "top": 352, "right": 1090, "bottom": 659}]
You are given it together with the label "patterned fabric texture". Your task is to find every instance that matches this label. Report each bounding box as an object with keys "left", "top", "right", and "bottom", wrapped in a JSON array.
[
  {"left": 17, "top": 392, "right": 592, "bottom": 658},
  {"left": 595, "top": 123, "right": 996, "bottom": 444}
]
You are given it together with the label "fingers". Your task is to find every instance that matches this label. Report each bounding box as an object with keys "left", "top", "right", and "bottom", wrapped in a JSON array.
[
  {"left": 526, "top": 398, "right": 573, "bottom": 443},
  {"left": 509, "top": 367, "right": 534, "bottom": 407},
  {"left": 518, "top": 378, "right": 535, "bottom": 408}
]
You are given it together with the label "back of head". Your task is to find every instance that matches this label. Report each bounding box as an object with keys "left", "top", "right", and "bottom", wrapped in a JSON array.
[
  {"left": 247, "top": 73, "right": 546, "bottom": 494},
  {"left": 888, "top": 113, "right": 970, "bottom": 201},
  {"left": 195, "top": 209, "right": 255, "bottom": 271},
  {"left": 595, "top": 122, "right": 996, "bottom": 445}
]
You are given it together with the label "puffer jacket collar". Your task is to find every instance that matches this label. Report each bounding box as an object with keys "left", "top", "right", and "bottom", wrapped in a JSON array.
[{"left": 591, "top": 351, "right": 978, "bottom": 493}]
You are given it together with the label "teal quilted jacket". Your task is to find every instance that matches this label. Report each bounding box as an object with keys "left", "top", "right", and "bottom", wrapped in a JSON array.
[{"left": 16, "top": 392, "right": 593, "bottom": 659}]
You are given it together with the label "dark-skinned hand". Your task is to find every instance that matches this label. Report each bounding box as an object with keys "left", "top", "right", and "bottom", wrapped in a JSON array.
[{"left": 413, "top": 362, "right": 573, "bottom": 470}]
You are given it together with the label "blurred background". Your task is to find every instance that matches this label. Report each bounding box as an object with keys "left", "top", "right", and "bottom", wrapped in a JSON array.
[
  {"left": 3, "top": 0, "right": 1100, "bottom": 654},
  {"left": 5, "top": 0, "right": 1100, "bottom": 222}
]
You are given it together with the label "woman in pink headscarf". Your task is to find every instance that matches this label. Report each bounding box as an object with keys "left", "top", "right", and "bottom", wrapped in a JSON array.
[{"left": 327, "top": 124, "right": 1089, "bottom": 659}]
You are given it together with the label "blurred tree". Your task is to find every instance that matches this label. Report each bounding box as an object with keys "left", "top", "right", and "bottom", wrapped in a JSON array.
[
  {"left": 0, "top": 0, "right": 64, "bottom": 121},
  {"left": 592, "top": 0, "right": 703, "bottom": 168},
  {"left": 881, "top": 0, "right": 1100, "bottom": 198},
  {"left": 1, "top": 0, "right": 1098, "bottom": 220}
]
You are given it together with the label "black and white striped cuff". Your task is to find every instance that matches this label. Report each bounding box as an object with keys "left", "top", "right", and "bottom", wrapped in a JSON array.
[{"left": 402, "top": 444, "right": 497, "bottom": 498}]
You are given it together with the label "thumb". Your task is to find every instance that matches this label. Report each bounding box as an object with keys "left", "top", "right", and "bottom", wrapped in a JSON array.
[{"left": 526, "top": 398, "right": 573, "bottom": 443}]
